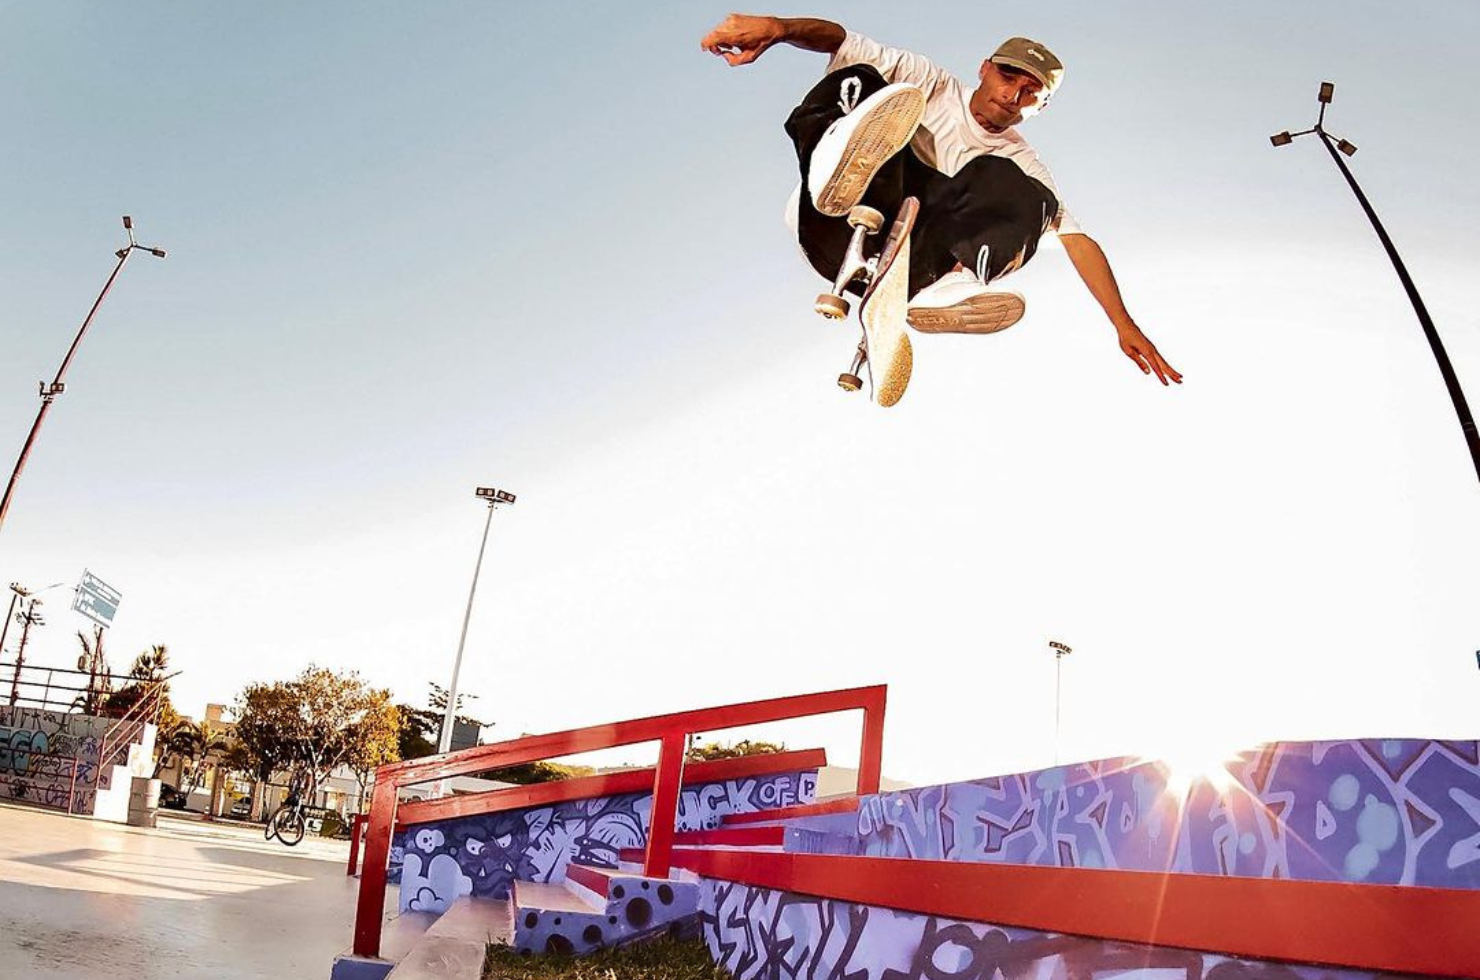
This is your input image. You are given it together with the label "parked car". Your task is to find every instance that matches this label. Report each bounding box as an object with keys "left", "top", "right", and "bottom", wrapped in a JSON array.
[
  {"left": 158, "top": 784, "right": 189, "bottom": 810},
  {"left": 229, "top": 797, "right": 253, "bottom": 820}
]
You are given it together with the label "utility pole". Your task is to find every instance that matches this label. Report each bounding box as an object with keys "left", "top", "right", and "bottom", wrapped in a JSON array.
[
  {"left": 8, "top": 596, "right": 45, "bottom": 706},
  {"left": 0, "top": 583, "right": 24, "bottom": 660}
]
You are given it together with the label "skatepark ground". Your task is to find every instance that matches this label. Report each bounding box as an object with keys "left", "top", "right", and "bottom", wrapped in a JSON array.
[{"left": 0, "top": 801, "right": 395, "bottom": 980}]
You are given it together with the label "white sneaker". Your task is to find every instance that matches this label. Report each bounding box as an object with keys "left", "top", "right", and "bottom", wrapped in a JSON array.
[
  {"left": 808, "top": 82, "right": 925, "bottom": 217},
  {"left": 907, "top": 270, "right": 1025, "bottom": 334}
]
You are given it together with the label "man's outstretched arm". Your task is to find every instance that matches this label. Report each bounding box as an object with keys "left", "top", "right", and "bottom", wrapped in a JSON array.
[
  {"left": 1059, "top": 233, "right": 1182, "bottom": 385},
  {"left": 701, "top": 14, "right": 845, "bottom": 65}
]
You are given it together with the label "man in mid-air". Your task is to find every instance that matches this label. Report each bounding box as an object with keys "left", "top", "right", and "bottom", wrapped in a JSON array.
[{"left": 701, "top": 13, "right": 1182, "bottom": 385}]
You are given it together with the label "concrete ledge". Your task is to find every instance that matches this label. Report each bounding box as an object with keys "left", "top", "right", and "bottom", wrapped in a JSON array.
[{"left": 387, "top": 936, "right": 486, "bottom": 979}]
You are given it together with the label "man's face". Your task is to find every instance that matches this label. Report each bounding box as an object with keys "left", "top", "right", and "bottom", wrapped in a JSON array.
[{"left": 971, "top": 61, "right": 1046, "bottom": 131}]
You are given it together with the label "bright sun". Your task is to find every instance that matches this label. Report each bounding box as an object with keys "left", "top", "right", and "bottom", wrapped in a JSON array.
[{"left": 1148, "top": 740, "right": 1247, "bottom": 801}]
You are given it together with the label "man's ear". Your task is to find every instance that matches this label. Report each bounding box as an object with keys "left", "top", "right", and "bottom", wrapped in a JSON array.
[{"left": 978, "top": 59, "right": 990, "bottom": 82}]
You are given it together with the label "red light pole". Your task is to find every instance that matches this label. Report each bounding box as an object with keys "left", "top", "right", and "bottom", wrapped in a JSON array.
[{"left": 0, "top": 217, "right": 167, "bottom": 541}]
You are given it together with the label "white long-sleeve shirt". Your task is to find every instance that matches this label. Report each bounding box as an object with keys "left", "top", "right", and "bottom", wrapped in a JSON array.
[{"left": 827, "top": 32, "right": 1083, "bottom": 236}]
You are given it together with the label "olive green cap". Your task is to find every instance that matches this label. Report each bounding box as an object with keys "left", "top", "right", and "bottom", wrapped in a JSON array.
[{"left": 990, "top": 37, "right": 1064, "bottom": 94}]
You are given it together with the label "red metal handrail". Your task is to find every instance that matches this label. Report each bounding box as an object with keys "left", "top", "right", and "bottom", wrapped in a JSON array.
[
  {"left": 93, "top": 680, "right": 165, "bottom": 801},
  {"left": 351, "top": 683, "right": 887, "bottom": 959}
]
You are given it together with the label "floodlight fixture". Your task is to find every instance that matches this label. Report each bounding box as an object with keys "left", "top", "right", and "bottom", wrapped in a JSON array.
[
  {"left": 475, "top": 486, "right": 516, "bottom": 506},
  {"left": 1270, "top": 131, "right": 1294, "bottom": 147},
  {"left": 1318, "top": 82, "right": 1334, "bottom": 104},
  {"left": 1337, "top": 139, "right": 1357, "bottom": 157}
]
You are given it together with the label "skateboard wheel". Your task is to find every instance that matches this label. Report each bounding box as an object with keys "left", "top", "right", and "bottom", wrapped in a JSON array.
[
  {"left": 847, "top": 206, "right": 885, "bottom": 234},
  {"left": 814, "top": 294, "right": 850, "bottom": 319},
  {"left": 837, "top": 373, "right": 863, "bottom": 392}
]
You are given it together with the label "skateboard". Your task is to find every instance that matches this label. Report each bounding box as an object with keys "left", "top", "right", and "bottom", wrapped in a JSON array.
[{"left": 813, "top": 197, "right": 919, "bottom": 407}]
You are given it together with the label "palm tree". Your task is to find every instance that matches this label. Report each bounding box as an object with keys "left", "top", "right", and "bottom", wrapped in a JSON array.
[
  {"left": 153, "top": 718, "right": 229, "bottom": 788},
  {"left": 102, "top": 644, "right": 174, "bottom": 720},
  {"left": 70, "top": 627, "right": 112, "bottom": 715}
]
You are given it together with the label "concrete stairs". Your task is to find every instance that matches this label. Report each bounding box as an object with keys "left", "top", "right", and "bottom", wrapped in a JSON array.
[
  {"left": 91, "top": 733, "right": 157, "bottom": 822},
  {"left": 334, "top": 898, "right": 513, "bottom": 980},
  {"left": 346, "top": 797, "right": 863, "bottom": 977},
  {"left": 514, "top": 864, "right": 700, "bottom": 956}
]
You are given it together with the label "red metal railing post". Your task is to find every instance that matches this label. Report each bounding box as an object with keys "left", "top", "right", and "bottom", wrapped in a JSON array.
[
  {"left": 855, "top": 691, "right": 886, "bottom": 796},
  {"left": 643, "top": 732, "right": 687, "bottom": 879},
  {"left": 347, "top": 813, "right": 366, "bottom": 877},
  {"left": 352, "top": 773, "right": 399, "bottom": 958}
]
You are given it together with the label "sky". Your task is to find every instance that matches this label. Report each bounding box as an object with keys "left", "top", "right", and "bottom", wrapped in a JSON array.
[{"left": 1, "top": 1, "right": 1477, "bottom": 787}]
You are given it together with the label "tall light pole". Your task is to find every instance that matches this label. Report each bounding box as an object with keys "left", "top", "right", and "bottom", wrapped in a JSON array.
[
  {"left": 1272, "top": 83, "right": 1480, "bottom": 487},
  {"left": 437, "top": 486, "right": 516, "bottom": 755},
  {"left": 0, "top": 217, "right": 167, "bottom": 540},
  {"left": 1048, "top": 640, "right": 1072, "bottom": 765}
]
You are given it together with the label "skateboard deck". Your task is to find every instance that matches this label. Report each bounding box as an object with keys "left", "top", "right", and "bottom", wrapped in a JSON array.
[{"left": 856, "top": 198, "right": 917, "bottom": 407}]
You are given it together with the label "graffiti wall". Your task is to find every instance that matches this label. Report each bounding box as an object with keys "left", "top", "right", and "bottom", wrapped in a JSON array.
[
  {"left": 857, "top": 739, "right": 1480, "bottom": 889},
  {"left": 701, "top": 879, "right": 1399, "bottom": 980},
  {"left": 0, "top": 705, "right": 148, "bottom": 815},
  {"left": 396, "top": 768, "right": 816, "bottom": 914}
]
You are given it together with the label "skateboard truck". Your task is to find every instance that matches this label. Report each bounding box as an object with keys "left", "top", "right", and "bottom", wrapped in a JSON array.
[
  {"left": 814, "top": 205, "right": 885, "bottom": 320},
  {"left": 837, "top": 343, "right": 866, "bottom": 392}
]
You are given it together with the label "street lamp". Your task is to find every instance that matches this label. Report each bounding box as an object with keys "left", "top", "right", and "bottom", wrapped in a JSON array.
[
  {"left": 1272, "top": 83, "right": 1480, "bottom": 486},
  {"left": 437, "top": 486, "right": 516, "bottom": 756},
  {"left": 1048, "top": 640, "right": 1072, "bottom": 765},
  {"left": 0, "top": 217, "right": 167, "bottom": 539}
]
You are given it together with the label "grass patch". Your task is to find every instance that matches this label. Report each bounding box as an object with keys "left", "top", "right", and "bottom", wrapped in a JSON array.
[{"left": 483, "top": 936, "right": 730, "bottom": 979}]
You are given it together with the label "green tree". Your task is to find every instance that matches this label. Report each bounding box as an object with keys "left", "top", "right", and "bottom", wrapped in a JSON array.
[
  {"left": 395, "top": 703, "right": 438, "bottom": 760},
  {"left": 71, "top": 627, "right": 113, "bottom": 715},
  {"left": 344, "top": 694, "right": 402, "bottom": 811},
  {"left": 685, "top": 738, "right": 787, "bottom": 763},
  {"left": 235, "top": 665, "right": 396, "bottom": 817},
  {"left": 483, "top": 760, "right": 594, "bottom": 784},
  {"left": 102, "top": 644, "right": 176, "bottom": 722},
  {"left": 154, "top": 719, "right": 231, "bottom": 794},
  {"left": 233, "top": 680, "right": 301, "bottom": 819},
  {"left": 395, "top": 682, "right": 492, "bottom": 760}
]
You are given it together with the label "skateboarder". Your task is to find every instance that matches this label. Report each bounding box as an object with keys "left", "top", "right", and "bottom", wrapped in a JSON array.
[{"left": 701, "top": 14, "right": 1182, "bottom": 385}]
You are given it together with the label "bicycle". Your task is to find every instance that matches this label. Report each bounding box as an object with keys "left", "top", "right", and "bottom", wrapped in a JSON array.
[{"left": 265, "top": 774, "right": 310, "bottom": 847}]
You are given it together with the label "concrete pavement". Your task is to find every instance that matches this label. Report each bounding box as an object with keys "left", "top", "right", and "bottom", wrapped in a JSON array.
[{"left": 0, "top": 803, "right": 395, "bottom": 979}]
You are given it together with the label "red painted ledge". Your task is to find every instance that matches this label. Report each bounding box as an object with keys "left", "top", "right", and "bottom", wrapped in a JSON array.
[
  {"left": 396, "top": 748, "right": 826, "bottom": 827},
  {"left": 673, "top": 849, "right": 1480, "bottom": 979}
]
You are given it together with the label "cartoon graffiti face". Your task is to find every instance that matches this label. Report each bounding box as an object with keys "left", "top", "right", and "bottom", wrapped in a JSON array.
[
  {"left": 574, "top": 802, "right": 644, "bottom": 867},
  {"left": 412, "top": 828, "right": 445, "bottom": 852},
  {"left": 449, "top": 813, "right": 532, "bottom": 898}
]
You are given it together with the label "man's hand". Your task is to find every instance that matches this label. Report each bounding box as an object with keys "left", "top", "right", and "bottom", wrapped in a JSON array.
[
  {"left": 1116, "top": 323, "right": 1182, "bottom": 386},
  {"left": 701, "top": 14, "right": 785, "bottom": 66},
  {"left": 1059, "top": 233, "right": 1182, "bottom": 386},
  {"left": 701, "top": 14, "right": 844, "bottom": 64}
]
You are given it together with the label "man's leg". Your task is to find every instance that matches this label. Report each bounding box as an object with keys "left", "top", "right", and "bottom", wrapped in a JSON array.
[
  {"left": 913, "top": 155, "right": 1059, "bottom": 291},
  {"left": 899, "top": 155, "right": 1059, "bottom": 333},
  {"left": 784, "top": 65, "right": 918, "bottom": 295}
]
